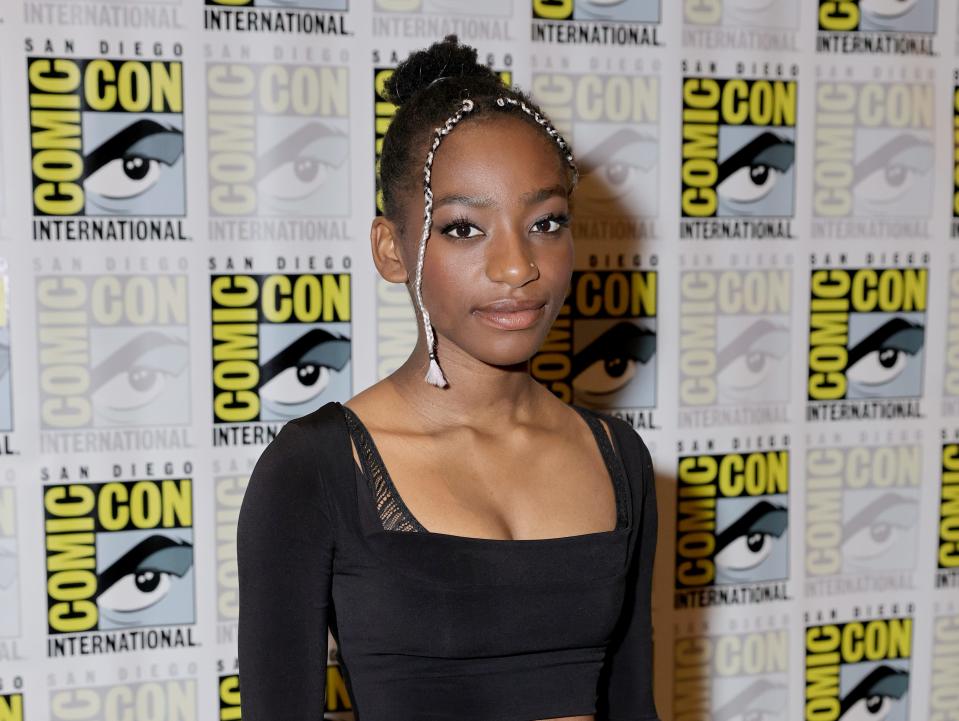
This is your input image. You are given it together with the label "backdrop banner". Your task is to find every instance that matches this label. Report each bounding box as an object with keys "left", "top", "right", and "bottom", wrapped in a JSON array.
[{"left": 0, "top": 1, "right": 957, "bottom": 719}]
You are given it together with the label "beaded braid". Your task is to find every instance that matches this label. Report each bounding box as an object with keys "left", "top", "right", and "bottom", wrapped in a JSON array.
[{"left": 415, "top": 95, "right": 578, "bottom": 388}]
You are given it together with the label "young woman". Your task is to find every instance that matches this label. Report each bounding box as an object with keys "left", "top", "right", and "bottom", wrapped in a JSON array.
[{"left": 237, "top": 36, "right": 659, "bottom": 721}]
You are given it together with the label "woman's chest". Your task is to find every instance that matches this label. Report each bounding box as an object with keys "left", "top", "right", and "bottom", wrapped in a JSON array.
[{"left": 329, "top": 527, "right": 629, "bottom": 659}]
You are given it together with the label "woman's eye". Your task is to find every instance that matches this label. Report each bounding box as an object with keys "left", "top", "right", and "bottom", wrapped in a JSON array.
[
  {"left": 532, "top": 217, "right": 564, "bottom": 233},
  {"left": 444, "top": 223, "right": 483, "bottom": 239}
]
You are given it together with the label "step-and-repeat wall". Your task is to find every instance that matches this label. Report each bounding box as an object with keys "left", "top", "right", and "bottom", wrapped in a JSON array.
[{"left": 0, "top": 1, "right": 958, "bottom": 719}]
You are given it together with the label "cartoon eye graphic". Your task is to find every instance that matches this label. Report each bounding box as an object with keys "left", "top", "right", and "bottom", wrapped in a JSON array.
[
  {"left": 84, "top": 119, "right": 184, "bottom": 201},
  {"left": 571, "top": 322, "right": 656, "bottom": 396},
  {"left": 259, "top": 329, "right": 351, "bottom": 408},
  {"left": 845, "top": 317, "right": 923, "bottom": 388},
  {"left": 717, "top": 679, "right": 788, "bottom": 721},
  {"left": 852, "top": 134, "right": 933, "bottom": 206},
  {"left": 90, "top": 332, "right": 189, "bottom": 413},
  {"left": 717, "top": 319, "right": 789, "bottom": 393},
  {"left": 715, "top": 500, "right": 787, "bottom": 572},
  {"left": 577, "top": 128, "right": 657, "bottom": 205},
  {"left": 860, "top": 0, "right": 920, "bottom": 19},
  {"left": 256, "top": 122, "right": 348, "bottom": 203},
  {"left": 717, "top": 132, "right": 794, "bottom": 205},
  {"left": 839, "top": 665, "right": 909, "bottom": 721},
  {"left": 842, "top": 492, "right": 918, "bottom": 563},
  {"left": 96, "top": 535, "right": 193, "bottom": 615}
]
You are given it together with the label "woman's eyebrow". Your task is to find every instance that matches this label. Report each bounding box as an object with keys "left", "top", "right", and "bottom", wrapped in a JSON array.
[
  {"left": 434, "top": 193, "right": 496, "bottom": 209},
  {"left": 520, "top": 184, "right": 569, "bottom": 205}
]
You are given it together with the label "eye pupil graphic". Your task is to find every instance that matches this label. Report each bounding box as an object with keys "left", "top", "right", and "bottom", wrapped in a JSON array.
[
  {"left": 746, "top": 533, "right": 765, "bottom": 553},
  {"left": 297, "top": 363, "right": 320, "bottom": 386},
  {"left": 123, "top": 155, "right": 150, "bottom": 181},
  {"left": 749, "top": 164, "right": 770, "bottom": 186},
  {"left": 884, "top": 163, "right": 907, "bottom": 187},
  {"left": 878, "top": 348, "right": 899, "bottom": 368},
  {"left": 128, "top": 368, "right": 157, "bottom": 392},
  {"left": 294, "top": 157, "right": 319, "bottom": 183},
  {"left": 746, "top": 351, "right": 766, "bottom": 373},
  {"left": 604, "top": 356, "right": 628, "bottom": 378},
  {"left": 866, "top": 694, "right": 883, "bottom": 713},
  {"left": 606, "top": 162, "right": 628, "bottom": 185},
  {"left": 135, "top": 571, "right": 161, "bottom": 593},
  {"left": 870, "top": 522, "right": 892, "bottom": 543}
]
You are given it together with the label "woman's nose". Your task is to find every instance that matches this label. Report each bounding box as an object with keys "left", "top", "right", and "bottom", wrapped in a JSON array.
[{"left": 484, "top": 227, "right": 539, "bottom": 287}]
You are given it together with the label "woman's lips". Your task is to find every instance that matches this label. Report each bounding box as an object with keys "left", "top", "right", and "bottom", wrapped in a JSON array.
[{"left": 472, "top": 300, "right": 547, "bottom": 330}]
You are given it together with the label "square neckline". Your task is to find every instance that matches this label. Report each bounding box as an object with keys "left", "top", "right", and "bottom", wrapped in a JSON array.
[{"left": 338, "top": 401, "right": 632, "bottom": 545}]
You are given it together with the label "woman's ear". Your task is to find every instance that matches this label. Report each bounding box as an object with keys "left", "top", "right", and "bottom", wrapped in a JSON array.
[{"left": 370, "top": 216, "right": 409, "bottom": 284}]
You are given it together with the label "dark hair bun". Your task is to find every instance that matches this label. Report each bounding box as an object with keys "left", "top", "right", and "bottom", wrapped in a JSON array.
[{"left": 384, "top": 35, "right": 499, "bottom": 107}]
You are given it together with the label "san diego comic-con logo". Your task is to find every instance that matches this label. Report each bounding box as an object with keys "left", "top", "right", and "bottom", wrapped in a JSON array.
[
  {"left": 26, "top": 49, "right": 187, "bottom": 242},
  {"left": 938, "top": 441, "right": 959, "bottom": 590},
  {"left": 812, "top": 74, "right": 935, "bottom": 240},
  {"left": 34, "top": 260, "right": 192, "bottom": 455},
  {"left": 930, "top": 610, "right": 959, "bottom": 719},
  {"left": 531, "top": 0, "right": 661, "bottom": 46},
  {"left": 206, "top": 57, "right": 350, "bottom": 241},
  {"left": 674, "top": 440, "right": 790, "bottom": 609},
  {"left": 673, "top": 623, "right": 788, "bottom": 721},
  {"left": 209, "top": 261, "right": 352, "bottom": 447},
  {"left": 0, "top": 693, "right": 23, "bottom": 721},
  {"left": 0, "top": 486, "right": 20, "bottom": 643},
  {"left": 806, "top": 259, "right": 927, "bottom": 422},
  {"left": 680, "top": 66, "right": 797, "bottom": 240},
  {"left": 818, "top": 0, "right": 936, "bottom": 55},
  {"left": 204, "top": 0, "right": 350, "bottom": 35},
  {"left": 678, "top": 259, "right": 792, "bottom": 429},
  {"left": 531, "top": 265, "right": 657, "bottom": 431},
  {"left": 43, "top": 474, "right": 197, "bottom": 657},
  {"left": 805, "top": 611, "right": 912, "bottom": 721},
  {"left": 48, "top": 676, "right": 197, "bottom": 721},
  {"left": 532, "top": 68, "right": 660, "bottom": 241},
  {"left": 805, "top": 435, "right": 921, "bottom": 597}
]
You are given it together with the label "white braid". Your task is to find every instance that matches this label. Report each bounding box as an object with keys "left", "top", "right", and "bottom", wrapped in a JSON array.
[
  {"left": 414, "top": 95, "right": 577, "bottom": 388},
  {"left": 416, "top": 97, "right": 475, "bottom": 387}
]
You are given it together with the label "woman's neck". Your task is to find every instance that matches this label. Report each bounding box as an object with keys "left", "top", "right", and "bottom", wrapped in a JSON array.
[{"left": 386, "top": 338, "right": 549, "bottom": 432}]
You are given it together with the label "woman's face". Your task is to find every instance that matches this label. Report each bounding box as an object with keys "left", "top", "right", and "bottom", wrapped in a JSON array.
[{"left": 399, "top": 114, "right": 574, "bottom": 369}]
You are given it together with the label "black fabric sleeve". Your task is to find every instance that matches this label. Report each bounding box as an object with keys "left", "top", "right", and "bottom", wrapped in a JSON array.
[
  {"left": 598, "top": 427, "right": 660, "bottom": 720},
  {"left": 237, "top": 420, "right": 335, "bottom": 720}
]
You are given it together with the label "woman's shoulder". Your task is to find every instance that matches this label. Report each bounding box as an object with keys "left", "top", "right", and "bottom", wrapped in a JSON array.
[
  {"left": 247, "top": 402, "right": 352, "bottom": 503},
  {"left": 575, "top": 405, "right": 654, "bottom": 492}
]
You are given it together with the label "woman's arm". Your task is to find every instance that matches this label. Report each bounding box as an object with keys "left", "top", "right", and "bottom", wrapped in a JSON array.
[
  {"left": 598, "top": 429, "right": 660, "bottom": 720},
  {"left": 237, "top": 420, "right": 335, "bottom": 720}
]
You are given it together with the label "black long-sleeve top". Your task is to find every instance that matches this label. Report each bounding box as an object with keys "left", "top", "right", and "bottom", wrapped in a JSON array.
[{"left": 237, "top": 400, "right": 659, "bottom": 720}]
